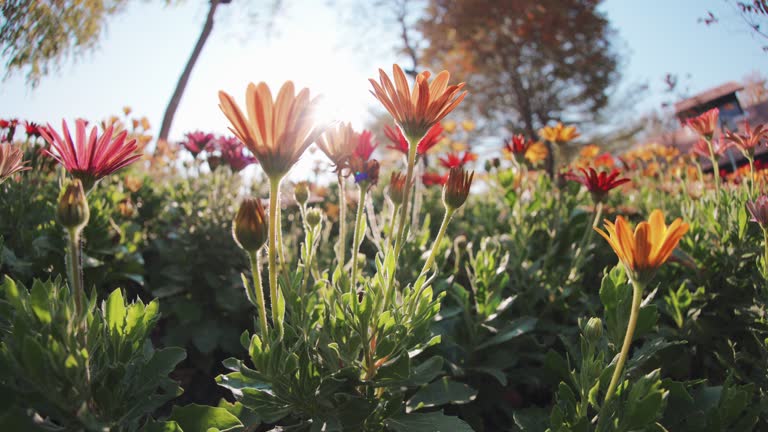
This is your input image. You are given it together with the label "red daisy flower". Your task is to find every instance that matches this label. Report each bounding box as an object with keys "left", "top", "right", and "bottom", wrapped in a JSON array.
[
  {"left": 25, "top": 121, "right": 43, "bottom": 139},
  {"left": 438, "top": 151, "right": 477, "bottom": 169},
  {"left": 503, "top": 134, "right": 531, "bottom": 156},
  {"left": 422, "top": 171, "right": 448, "bottom": 187},
  {"left": 353, "top": 130, "right": 378, "bottom": 161},
  {"left": 41, "top": 119, "right": 142, "bottom": 191},
  {"left": 564, "top": 167, "right": 630, "bottom": 203},
  {"left": 384, "top": 123, "right": 443, "bottom": 156},
  {"left": 684, "top": 108, "right": 719, "bottom": 140},
  {"left": 183, "top": 131, "right": 216, "bottom": 157}
]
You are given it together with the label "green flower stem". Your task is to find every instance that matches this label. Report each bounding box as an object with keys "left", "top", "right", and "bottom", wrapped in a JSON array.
[
  {"left": 706, "top": 138, "right": 721, "bottom": 202},
  {"left": 66, "top": 227, "right": 85, "bottom": 321},
  {"left": 276, "top": 202, "right": 287, "bottom": 267},
  {"left": 571, "top": 201, "right": 603, "bottom": 277},
  {"left": 384, "top": 202, "right": 400, "bottom": 252},
  {"left": 748, "top": 155, "right": 756, "bottom": 199},
  {"left": 604, "top": 278, "right": 645, "bottom": 402},
  {"left": 351, "top": 186, "right": 368, "bottom": 294},
  {"left": 762, "top": 228, "right": 768, "bottom": 279},
  {"left": 408, "top": 206, "right": 456, "bottom": 317},
  {"left": 393, "top": 138, "right": 419, "bottom": 259},
  {"left": 338, "top": 173, "right": 347, "bottom": 268},
  {"left": 268, "top": 177, "right": 284, "bottom": 338},
  {"left": 419, "top": 207, "right": 455, "bottom": 278},
  {"left": 247, "top": 250, "right": 269, "bottom": 341}
]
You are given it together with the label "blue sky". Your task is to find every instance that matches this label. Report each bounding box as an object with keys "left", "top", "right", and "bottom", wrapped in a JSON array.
[{"left": 2, "top": 0, "right": 767, "bottom": 143}]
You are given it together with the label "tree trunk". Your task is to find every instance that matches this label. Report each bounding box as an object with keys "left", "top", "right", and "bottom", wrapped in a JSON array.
[{"left": 158, "top": 0, "right": 222, "bottom": 143}]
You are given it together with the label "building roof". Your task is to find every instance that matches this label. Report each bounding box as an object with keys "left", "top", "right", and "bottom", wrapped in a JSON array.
[{"left": 674, "top": 81, "right": 744, "bottom": 115}]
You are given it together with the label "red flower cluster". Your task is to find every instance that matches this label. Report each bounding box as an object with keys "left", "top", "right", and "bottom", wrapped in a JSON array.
[
  {"left": 182, "top": 131, "right": 216, "bottom": 157},
  {"left": 1, "top": 118, "right": 48, "bottom": 141},
  {"left": 186, "top": 132, "right": 259, "bottom": 172}
]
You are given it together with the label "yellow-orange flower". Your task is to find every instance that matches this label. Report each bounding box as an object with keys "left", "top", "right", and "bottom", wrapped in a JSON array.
[
  {"left": 369, "top": 64, "right": 467, "bottom": 141},
  {"left": 442, "top": 120, "right": 457, "bottom": 134},
  {"left": 539, "top": 122, "right": 580, "bottom": 144},
  {"left": 219, "top": 81, "right": 324, "bottom": 179},
  {"left": 316, "top": 122, "right": 358, "bottom": 169},
  {"left": 579, "top": 144, "right": 600, "bottom": 159},
  {"left": 595, "top": 209, "right": 689, "bottom": 283},
  {"left": 524, "top": 141, "right": 549, "bottom": 165}
]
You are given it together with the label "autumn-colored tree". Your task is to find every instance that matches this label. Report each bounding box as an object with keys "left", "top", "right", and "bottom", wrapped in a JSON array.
[{"left": 418, "top": 0, "right": 620, "bottom": 145}]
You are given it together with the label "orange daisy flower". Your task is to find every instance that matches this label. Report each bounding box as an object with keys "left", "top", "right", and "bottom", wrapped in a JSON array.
[
  {"left": 316, "top": 122, "right": 358, "bottom": 170},
  {"left": 218, "top": 81, "right": 324, "bottom": 180},
  {"left": 595, "top": 209, "right": 689, "bottom": 283},
  {"left": 369, "top": 64, "right": 467, "bottom": 141},
  {"left": 539, "top": 122, "right": 580, "bottom": 144},
  {"left": 684, "top": 108, "right": 719, "bottom": 140}
]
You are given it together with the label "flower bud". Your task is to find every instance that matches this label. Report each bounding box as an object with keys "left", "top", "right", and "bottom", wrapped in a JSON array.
[
  {"left": 388, "top": 172, "right": 407, "bottom": 205},
  {"left": 584, "top": 317, "right": 603, "bottom": 344},
  {"left": 484, "top": 159, "right": 493, "bottom": 172},
  {"left": 443, "top": 167, "right": 474, "bottom": 210},
  {"left": 294, "top": 181, "right": 310, "bottom": 206},
  {"left": 350, "top": 157, "right": 380, "bottom": 189},
  {"left": 57, "top": 179, "right": 89, "bottom": 230},
  {"left": 306, "top": 208, "right": 322, "bottom": 228},
  {"left": 233, "top": 197, "right": 268, "bottom": 252},
  {"left": 492, "top": 157, "right": 501, "bottom": 169}
]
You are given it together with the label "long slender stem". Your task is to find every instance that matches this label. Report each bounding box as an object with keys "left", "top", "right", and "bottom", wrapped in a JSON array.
[
  {"left": 276, "top": 201, "right": 287, "bottom": 267},
  {"left": 706, "top": 138, "right": 721, "bottom": 202},
  {"left": 571, "top": 201, "right": 603, "bottom": 277},
  {"left": 762, "top": 228, "right": 768, "bottom": 280},
  {"left": 351, "top": 186, "right": 368, "bottom": 294},
  {"left": 384, "top": 203, "right": 400, "bottom": 252},
  {"left": 419, "top": 207, "right": 455, "bottom": 278},
  {"left": 393, "top": 140, "right": 419, "bottom": 259},
  {"left": 338, "top": 174, "right": 347, "bottom": 268},
  {"left": 604, "top": 279, "right": 645, "bottom": 402},
  {"left": 67, "top": 228, "right": 85, "bottom": 320},
  {"left": 749, "top": 155, "right": 756, "bottom": 199},
  {"left": 268, "top": 177, "right": 283, "bottom": 337},
  {"left": 247, "top": 251, "right": 269, "bottom": 341}
]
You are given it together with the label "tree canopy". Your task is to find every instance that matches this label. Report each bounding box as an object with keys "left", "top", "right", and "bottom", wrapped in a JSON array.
[{"left": 418, "top": 0, "right": 621, "bottom": 136}]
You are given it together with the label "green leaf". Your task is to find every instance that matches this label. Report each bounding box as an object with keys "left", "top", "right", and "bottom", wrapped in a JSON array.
[
  {"left": 142, "top": 420, "right": 184, "bottom": 432},
  {"left": 513, "top": 408, "right": 549, "bottom": 432},
  {"left": 476, "top": 316, "right": 537, "bottom": 350},
  {"left": 168, "top": 404, "right": 243, "bottom": 432},
  {"left": 384, "top": 411, "right": 474, "bottom": 432},
  {"left": 406, "top": 378, "right": 478, "bottom": 412},
  {"left": 144, "top": 347, "right": 187, "bottom": 378},
  {"left": 29, "top": 281, "right": 51, "bottom": 324},
  {"left": 105, "top": 289, "right": 126, "bottom": 334}
]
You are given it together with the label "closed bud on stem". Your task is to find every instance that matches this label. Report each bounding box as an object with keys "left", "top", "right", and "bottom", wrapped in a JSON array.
[
  {"left": 57, "top": 179, "right": 89, "bottom": 230},
  {"left": 233, "top": 197, "right": 268, "bottom": 252},
  {"left": 584, "top": 317, "right": 603, "bottom": 344},
  {"left": 350, "top": 157, "right": 380, "bottom": 190},
  {"left": 443, "top": 167, "right": 474, "bottom": 210},
  {"left": 388, "top": 172, "right": 407, "bottom": 205},
  {"left": 294, "top": 181, "right": 310, "bottom": 206},
  {"left": 306, "top": 208, "right": 323, "bottom": 228}
]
